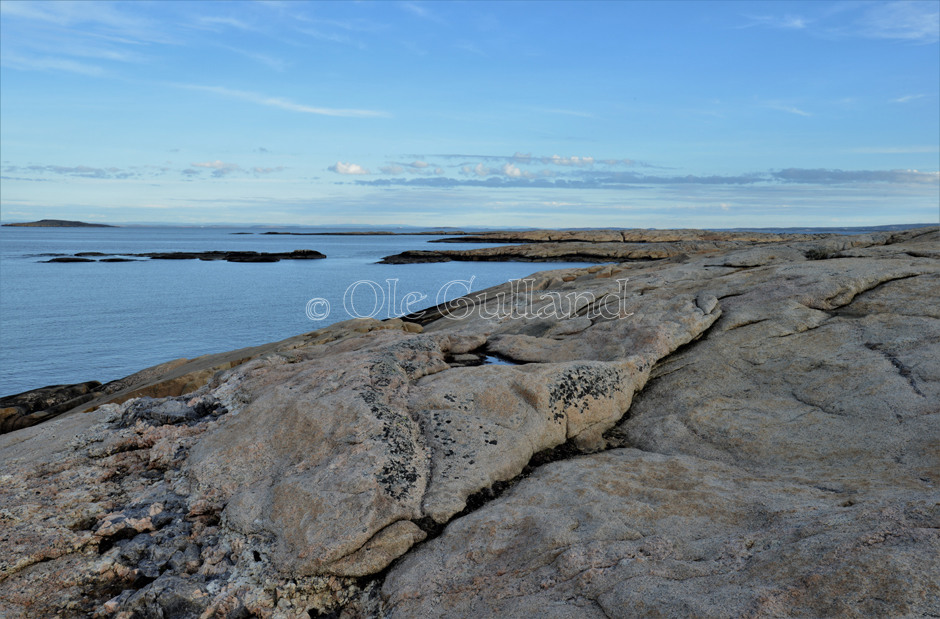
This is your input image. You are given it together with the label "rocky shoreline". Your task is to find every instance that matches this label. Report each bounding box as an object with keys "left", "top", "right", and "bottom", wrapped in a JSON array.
[
  {"left": 0, "top": 226, "right": 937, "bottom": 617},
  {"left": 378, "top": 228, "right": 908, "bottom": 264}
]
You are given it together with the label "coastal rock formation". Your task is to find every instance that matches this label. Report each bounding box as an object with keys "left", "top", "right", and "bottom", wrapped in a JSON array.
[
  {"left": 0, "top": 318, "right": 419, "bottom": 435},
  {"left": 428, "top": 228, "right": 830, "bottom": 244},
  {"left": 41, "top": 249, "right": 326, "bottom": 263},
  {"left": 0, "top": 381, "right": 103, "bottom": 433},
  {"left": 0, "top": 226, "right": 937, "bottom": 617},
  {"left": 379, "top": 240, "right": 745, "bottom": 263},
  {"left": 379, "top": 228, "right": 929, "bottom": 264}
]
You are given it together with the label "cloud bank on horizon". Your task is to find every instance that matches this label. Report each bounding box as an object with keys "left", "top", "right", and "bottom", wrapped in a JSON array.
[{"left": 0, "top": 0, "right": 937, "bottom": 228}]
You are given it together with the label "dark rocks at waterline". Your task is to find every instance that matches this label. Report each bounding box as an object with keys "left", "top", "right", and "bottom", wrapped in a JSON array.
[
  {"left": 378, "top": 248, "right": 618, "bottom": 264},
  {"left": 144, "top": 249, "right": 327, "bottom": 262},
  {"left": 1, "top": 381, "right": 103, "bottom": 434},
  {"left": 44, "top": 256, "right": 97, "bottom": 263},
  {"left": 378, "top": 240, "right": 741, "bottom": 264},
  {"left": 41, "top": 249, "right": 327, "bottom": 263}
]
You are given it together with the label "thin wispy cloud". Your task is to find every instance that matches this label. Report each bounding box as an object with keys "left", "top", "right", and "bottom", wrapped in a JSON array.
[
  {"left": 856, "top": 1, "right": 939, "bottom": 43},
  {"left": 296, "top": 27, "right": 365, "bottom": 49},
  {"left": 0, "top": 53, "right": 106, "bottom": 77},
  {"left": 191, "top": 160, "right": 241, "bottom": 177},
  {"left": 175, "top": 84, "right": 389, "bottom": 117},
  {"left": 3, "top": 164, "right": 134, "bottom": 179},
  {"left": 192, "top": 16, "right": 258, "bottom": 32},
  {"left": 772, "top": 168, "right": 939, "bottom": 184},
  {"left": 849, "top": 146, "right": 939, "bottom": 154},
  {"left": 349, "top": 166, "right": 939, "bottom": 190},
  {"left": 219, "top": 45, "right": 288, "bottom": 72},
  {"left": 0, "top": 0, "right": 176, "bottom": 45},
  {"left": 406, "top": 153, "right": 641, "bottom": 167},
  {"left": 531, "top": 107, "right": 595, "bottom": 119},
  {"left": 764, "top": 102, "right": 812, "bottom": 117},
  {"left": 742, "top": 14, "right": 809, "bottom": 30},
  {"left": 400, "top": 2, "right": 446, "bottom": 25},
  {"left": 3, "top": 161, "right": 285, "bottom": 182},
  {"left": 892, "top": 94, "right": 927, "bottom": 103},
  {"left": 742, "top": 1, "right": 940, "bottom": 44}
]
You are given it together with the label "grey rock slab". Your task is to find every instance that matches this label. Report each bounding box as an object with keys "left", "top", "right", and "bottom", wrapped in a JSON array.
[{"left": 381, "top": 449, "right": 940, "bottom": 618}]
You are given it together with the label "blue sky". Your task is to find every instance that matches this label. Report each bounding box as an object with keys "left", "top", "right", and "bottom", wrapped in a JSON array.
[{"left": 1, "top": 0, "right": 938, "bottom": 228}]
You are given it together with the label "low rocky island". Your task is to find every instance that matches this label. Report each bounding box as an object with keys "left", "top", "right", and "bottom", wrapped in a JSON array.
[
  {"left": 42, "top": 249, "right": 326, "bottom": 263},
  {"left": 1, "top": 226, "right": 937, "bottom": 617},
  {"left": 2, "top": 219, "right": 116, "bottom": 227}
]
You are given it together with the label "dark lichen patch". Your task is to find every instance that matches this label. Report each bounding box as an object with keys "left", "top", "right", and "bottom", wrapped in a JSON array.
[
  {"left": 358, "top": 387, "right": 422, "bottom": 501},
  {"left": 805, "top": 247, "right": 843, "bottom": 260},
  {"left": 548, "top": 364, "right": 625, "bottom": 419}
]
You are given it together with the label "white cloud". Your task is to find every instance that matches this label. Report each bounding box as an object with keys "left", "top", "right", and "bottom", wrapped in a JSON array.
[
  {"left": 176, "top": 84, "right": 389, "bottom": 118},
  {"left": 461, "top": 163, "right": 497, "bottom": 177},
  {"left": 543, "top": 155, "right": 596, "bottom": 166},
  {"left": 502, "top": 163, "right": 534, "bottom": 179},
  {"left": 892, "top": 94, "right": 927, "bottom": 103},
  {"left": 380, "top": 165, "right": 405, "bottom": 175},
  {"left": 765, "top": 102, "right": 812, "bottom": 117},
  {"left": 329, "top": 162, "right": 371, "bottom": 175}
]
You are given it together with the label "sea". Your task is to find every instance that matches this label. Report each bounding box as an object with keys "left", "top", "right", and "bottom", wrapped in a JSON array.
[
  {"left": 0, "top": 223, "right": 931, "bottom": 396},
  {"left": 0, "top": 226, "right": 593, "bottom": 396}
]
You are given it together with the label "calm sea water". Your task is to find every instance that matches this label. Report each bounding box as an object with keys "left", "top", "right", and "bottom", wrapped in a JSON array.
[{"left": 0, "top": 227, "right": 594, "bottom": 395}]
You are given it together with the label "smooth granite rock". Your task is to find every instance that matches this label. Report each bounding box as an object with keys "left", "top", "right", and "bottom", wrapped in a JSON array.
[{"left": 0, "top": 226, "right": 936, "bottom": 618}]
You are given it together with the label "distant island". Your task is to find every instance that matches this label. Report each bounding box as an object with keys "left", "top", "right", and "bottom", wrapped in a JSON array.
[{"left": 2, "top": 219, "right": 115, "bottom": 227}]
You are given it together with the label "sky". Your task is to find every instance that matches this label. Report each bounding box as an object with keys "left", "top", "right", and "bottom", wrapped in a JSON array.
[{"left": 1, "top": 0, "right": 938, "bottom": 228}]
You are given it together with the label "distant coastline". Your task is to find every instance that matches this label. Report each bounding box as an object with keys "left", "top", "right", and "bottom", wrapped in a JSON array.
[{"left": 2, "top": 219, "right": 115, "bottom": 228}]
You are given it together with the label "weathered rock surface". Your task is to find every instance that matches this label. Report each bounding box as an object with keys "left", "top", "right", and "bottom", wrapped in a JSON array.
[
  {"left": 0, "top": 316, "right": 412, "bottom": 434},
  {"left": 0, "top": 226, "right": 937, "bottom": 618},
  {"left": 382, "top": 226, "right": 940, "bottom": 617}
]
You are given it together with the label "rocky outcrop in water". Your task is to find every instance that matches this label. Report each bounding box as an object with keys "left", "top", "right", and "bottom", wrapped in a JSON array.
[
  {"left": 42, "top": 249, "right": 326, "bottom": 263},
  {"left": 0, "top": 226, "right": 937, "bottom": 617}
]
